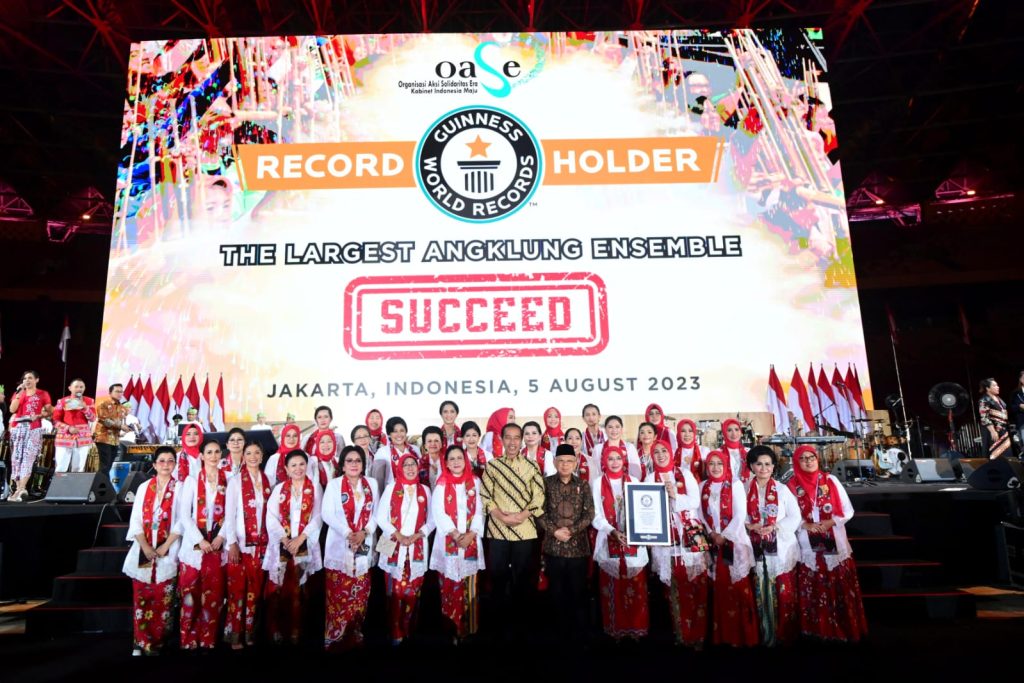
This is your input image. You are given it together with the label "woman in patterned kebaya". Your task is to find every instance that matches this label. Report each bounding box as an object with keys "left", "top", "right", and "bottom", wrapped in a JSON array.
[
  {"left": 744, "top": 446, "right": 801, "bottom": 646},
  {"left": 591, "top": 444, "right": 649, "bottom": 641},
  {"left": 430, "top": 445, "right": 485, "bottom": 643},
  {"left": 177, "top": 439, "right": 230, "bottom": 650},
  {"left": 787, "top": 445, "right": 868, "bottom": 642},
  {"left": 123, "top": 446, "right": 182, "bottom": 656},
  {"left": 699, "top": 450, "right": 759, "bottom": 647},
  {"left": 646, "top": 439, "right": 708, "bottom": 648},
  {"left": 224, "top": 441, "right": 271, "bottom": 649},
  {"left": 7, "top": 370, "right": 53, "bottom": 501},
  {"left": 263, "top": 450, "right": 322, "bottom": 645},
  {"left": 376, "top": 452, "right": 434, "bottom": 645},
  {"left": 322, "top": 445, "right": 379, "bottom": 651}
]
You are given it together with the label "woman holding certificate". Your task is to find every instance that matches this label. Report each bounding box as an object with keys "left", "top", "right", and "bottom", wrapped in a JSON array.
[
  {"left": 787, "top": 445, "right": 868, "bottom": 642},
  {"left": 263, "top": 450, "right": 322, "bottom": 645},
  {"left": 177, "top": 439, "right": 230, "bottom": 650},
  {"left": 123, "top": 446, "right": 182, "bottom": 656},
  {"left": 322, "top": 445, "right": 379, "bottom": 651},
  {"left": 699, "top": 450, "right": 759, "bottom": 647},
  {"left": 591, "top": 444, "right": 649, "bottom": 641},
  {"left": 646, "top": 439, "right": 709, "bottom": 648},
  {"left": 744, "top": 446, "right": 801, "bottom": 646}
]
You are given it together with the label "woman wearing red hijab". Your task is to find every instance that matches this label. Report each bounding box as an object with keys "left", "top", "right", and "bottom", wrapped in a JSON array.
[
  {"left": 265, "top": 424, "right": 317, "bottom": 488},
  {"left": 644, "top": 403, "right": 676, "bottom": 451},
  {"left": 376, "top": 452, "right": 434, "bottom": 645},
  {"left": 366, "top": 409, "right": 387, "bottom": 454},
  {"left": 675, "top": 418, "right": 706, "bottom": 481},
  {"left": 646, "top": 439, "right": 709, "bottom": 648},
  {"left": 635, "top": 422, "right": 657, "bottom": 481},
  {"left": 430, "top": 444, "right": 485, "bottom": 643},
  {"left": 590, "top": 444, "right": 649, "bottom": 641},
  {"left": 698, "top": 450, "right": 759, "bottom": 647},
  {"left": 540, "top": 406, "right": 564, "bottom": 453},
  {"left": 787, "top": 445, "right": 868, "bottom": 642},
  {"left": 310, "top": 430, "right": 338, "bottom": 489},
  {"left": 176, "top": 423, "right": 204, "bottom": 482},
  {"left": 483, "top": 407, "right": 516, "bottom": 458},
  {"left": 720, "top": 418, "right": 751, "bottom": 483}
]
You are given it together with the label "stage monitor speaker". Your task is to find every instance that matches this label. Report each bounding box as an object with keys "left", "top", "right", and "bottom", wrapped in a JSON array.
[
  {"left": 117, "top": 471, "right": 154, "bottom": 503},
  {"left": 968, "top": 458, "right": 1024, "bottom": 491},
  {"left": 900, "top": 458, "right": 958, "bottom": 483},
  {"left": 44, "top": 471, "right": 115, "bottom": 504},
  {"left": 831, "top": 459, "right": 875, "bottom": 481}
]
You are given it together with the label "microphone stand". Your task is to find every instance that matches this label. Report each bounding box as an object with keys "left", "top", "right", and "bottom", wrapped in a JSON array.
[{"left": 890, "top": 331, "right": 913, "bottom": 460}]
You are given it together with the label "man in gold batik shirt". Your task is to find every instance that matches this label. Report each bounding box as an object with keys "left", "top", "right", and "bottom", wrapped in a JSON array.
[{"left": 93, "top": 382, "right": 129, "bottom": 477}]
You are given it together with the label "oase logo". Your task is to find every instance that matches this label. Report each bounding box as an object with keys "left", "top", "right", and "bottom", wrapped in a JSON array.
[
  {"left": 415, "top": 105, "right": 542, "bottom": 223},
  {"left": 434, "top": 41, "right": 520, "bottom": 98}
]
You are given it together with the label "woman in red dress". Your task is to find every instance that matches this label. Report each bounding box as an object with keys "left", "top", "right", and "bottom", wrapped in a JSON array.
[
  {"left": 591, "top": 444, "right": 649, "bottom": 640},
  {"left": 178, "top": 439, "right": 230, "bottom": 650},
  {"left": 699, "top": 450, "right": 759, "bottom": 647},
  {"left": 787, "top": 445, "right": 868, "bottom": 642},
  {"left": 7, "top": 370, "right": 53, "bottom": 501}
]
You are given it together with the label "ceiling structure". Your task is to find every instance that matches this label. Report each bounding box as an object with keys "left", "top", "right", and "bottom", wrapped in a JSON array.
[{"left": 0, "top": 0, "right": 1020, "bottom": 219}]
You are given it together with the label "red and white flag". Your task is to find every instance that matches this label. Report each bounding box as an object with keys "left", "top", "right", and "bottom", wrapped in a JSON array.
[
  {"left": 58, "top": 316, "right": 71, "bottom": 363},
  {"left": 788, "top": 366, "right": 816, "bottom": 433},
  {"left": 817, "top": 366, "right": 841, "bottom": 430},
  {"left": 136, "top": 377, "right": 154, "bottom": 442},
  {"left": 199, "top": 376, "right": 211, "bottom": 431},
  {"left": 831, "top": 365, "right": 853, "bottom": 432},
  {"left": 846, "top": 364, "right": 867, "bottom": 419},
  {"left": 185, "top": 375, "right": 200, "bottom": 418},
  {"left": 171, "top": 376, "right": 185, "bottom": 417},
  {"left": 806, "top": 364, "right": 822, "bottom": 428},
  {"left": 150, "top": 377, "right": 170, "bottom": 442},
  {"left": 211, "top": 375, "right": 225, "bottom": 431},
  {"left": 765, "top": 365, "right": 790, "bottom": 435},
  {"left": 125, "top": 376, "right": 139, "bottom": 415}
]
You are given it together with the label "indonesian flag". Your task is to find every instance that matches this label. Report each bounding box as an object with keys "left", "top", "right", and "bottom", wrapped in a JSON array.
[
  {"left": 816, "top": 366, "right": 841, "bottom": 430},
  {"left": 200, "top": 376, "right": 211, "bottom": 430},
  {"left": 58, "top": 316, "right": 71, "bottom": 363},
  {"left": 846, "top": 365, "right": 867, "bottom": 416},
  {"left": 211, "top": 376, "right": 225, "bottom": 431},
  {"left": 765, "top": 365, "right": 790, "bottom": 435},
  {"left": 171, "top": 376, "right": 185, "bottom": 416},
  {"left": 788, "top": 366, "right": 816, "bottom": 433},
  {"left": 806, "top": 364, "right": 822, "bottom": 429},
  {"left": 126, "top": 376, "right": 139, "bottom": 415},
  {"left": 150, "top": 377, "right": 170, "bottom": 442},
  {"left": 185, "top": 375, "right": 200, "bottom": 418},
  {"left": 136, "top": 377, "right": 154, "bottom": 442},
  {"left": 831, "top": 365, "right": 854, "bottom": 432}
]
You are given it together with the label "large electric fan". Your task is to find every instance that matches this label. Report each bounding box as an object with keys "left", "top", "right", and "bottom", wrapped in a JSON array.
[{"left": 928, "top": 382, "right": 971, "bottom": 454}]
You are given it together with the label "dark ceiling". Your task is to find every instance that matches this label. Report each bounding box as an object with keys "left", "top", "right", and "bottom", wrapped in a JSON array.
[{"left": 0, "top": 0, "right": 1021, "bottom": 214}]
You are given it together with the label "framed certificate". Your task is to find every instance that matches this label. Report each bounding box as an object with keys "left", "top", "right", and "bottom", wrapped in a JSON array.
[{"left": 623, "top": 481, "right": 671, "bottom": 546}]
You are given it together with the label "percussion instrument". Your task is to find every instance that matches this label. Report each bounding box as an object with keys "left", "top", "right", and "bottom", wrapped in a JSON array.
[
  {"left": 762, "top": 435, "right": 847, "bottom": 445},
  {"left": 882, "top": 435, "right": 903, "bottom": 447},
  {"left": 876, "top": 448, "right": 906, "bottom": 476}
]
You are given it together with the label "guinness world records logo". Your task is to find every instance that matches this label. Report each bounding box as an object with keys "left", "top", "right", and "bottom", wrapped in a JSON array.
[{"left": 415, "top": 105, "right": 542, "bottom": 223}]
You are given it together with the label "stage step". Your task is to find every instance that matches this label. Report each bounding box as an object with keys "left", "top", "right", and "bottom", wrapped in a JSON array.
[
  {"left": 52, "top": 573, "right": 132, "bottom": 604},
  {"left": 856, "top": 560, "right": 945, "bottom": 591},
  {"left": 25, "top": 601, "right": 131, "bottom": 636},
  {"left": 97, "top": 523, "right": 131, "bottom": 548},
  {"left": 862, "top": 587, "right": 976, "bottom": 620},
  {"left": 846, "top": 512, "right": 893, "bottom": 537},
  {"left": 77, "top": 547, "right": 129, "bottom": 574},
  {"left": 848, "top": 535, "right": 914, "bottom": 561}
]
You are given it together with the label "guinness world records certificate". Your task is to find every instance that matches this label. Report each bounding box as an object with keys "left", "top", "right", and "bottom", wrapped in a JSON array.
[{"left": 624, "top": 482, "right": 671, "bottom": 546}]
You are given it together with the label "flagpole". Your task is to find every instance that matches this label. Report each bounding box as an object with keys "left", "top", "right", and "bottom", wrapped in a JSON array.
[{"left": 890, "top": 331, "right": 912, "bottom": 459}]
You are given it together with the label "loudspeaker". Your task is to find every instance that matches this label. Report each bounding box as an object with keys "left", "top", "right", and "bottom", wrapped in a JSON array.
[
  {"left": 968, "top": 458, "right": 1024, "bottom": 491},
  {"left": 117, "top": 471, "right": 154, "bottom": 503},
  {"left": 44, "top": 471, "right": 115, "bottom": 504},
  {"left": 831, "top": 459, "right": 875, "bottom": 480},
  {"left": 900, "top": 458, "right": 958, "bottom": 483}
]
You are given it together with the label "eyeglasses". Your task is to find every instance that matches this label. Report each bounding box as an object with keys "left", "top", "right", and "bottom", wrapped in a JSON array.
[
  {"left": 344, "top": 458, "right": 362, "bottom": 464},
  {"left": 354, "top": 435, "right": 370, "bottom": 440},
  {"left": 799, "top": 456, "right": 818, "bottom": 461}
]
